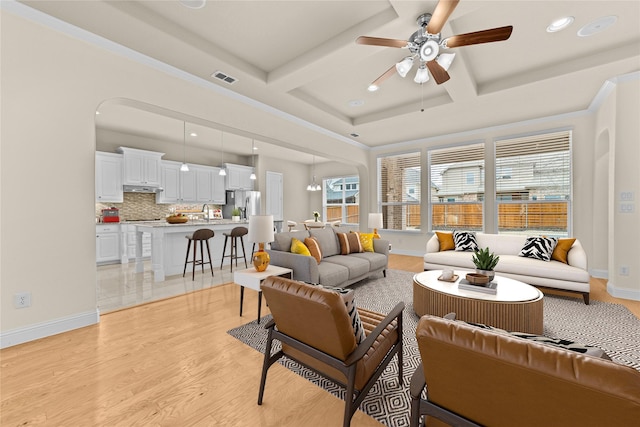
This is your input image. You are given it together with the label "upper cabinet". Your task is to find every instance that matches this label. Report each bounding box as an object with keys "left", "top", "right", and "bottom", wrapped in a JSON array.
[
  {"left": 157, "top": 162, "right": 225, "bottom": 204},
  {"left": 96, "top": 152, "right": 123, "bottom": 203},
  {"left": 225, "top": 163, "right": 254, "bottom": 190},
  {"left": 117, "top": 147, "right": 164, "bottom": 186}
]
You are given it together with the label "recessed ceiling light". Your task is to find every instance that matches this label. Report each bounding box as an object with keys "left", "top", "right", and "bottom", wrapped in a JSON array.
[
  {"left": 179, "top": 0, "right": 206, "bottom": 9},
  {"left": 367, "top": 84, "right": 379, "bottom": 92},
  {"left": 190, "top": 132, "right": 198, "bottom": 137},
  {"left": 547, "top": 16, "right": 574, "bottom": 33},
  {"left": 348, "top": 99, "right": 365, "bottom": 107},
  {"left": 578, "top": 15, "right": 617, "bottom": 37}
]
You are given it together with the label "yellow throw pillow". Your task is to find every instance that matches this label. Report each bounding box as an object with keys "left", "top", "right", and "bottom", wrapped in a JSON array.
[
  {"left": 435, "top": 231, "right": 455, "bottom": 251},
  {"left": 356, "top": 232, "right": 375, "bottom": 252},
  {"left": 551, "top": 238, "right": 576, "bottom": 264},
  {"left": 290, "top": 237, "right": 311, "bottom": 256},
  {"left": 304, "top": 237, "right": 322, "bottom": 264}
]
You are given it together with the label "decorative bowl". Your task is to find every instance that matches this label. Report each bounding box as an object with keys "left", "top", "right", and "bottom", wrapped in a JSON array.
[
  {"left": 466, "top": 273, "right": 490, "bottom": 285},
  {"left": 166, "top": 216, "right": 189, "bottom": 224}
]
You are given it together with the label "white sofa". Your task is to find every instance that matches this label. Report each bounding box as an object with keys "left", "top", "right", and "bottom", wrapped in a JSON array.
[{"left": 423, "top": 233, "right": 591, "bottom": 304}]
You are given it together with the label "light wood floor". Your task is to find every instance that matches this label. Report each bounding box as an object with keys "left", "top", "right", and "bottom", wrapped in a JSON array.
[{"left": 1, "top": 255, "right": 638, "bottom": 426}]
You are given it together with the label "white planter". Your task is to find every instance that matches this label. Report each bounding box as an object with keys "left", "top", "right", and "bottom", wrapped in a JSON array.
[{"left": 232, "top": 216, "right": 240, "bottom": 222}]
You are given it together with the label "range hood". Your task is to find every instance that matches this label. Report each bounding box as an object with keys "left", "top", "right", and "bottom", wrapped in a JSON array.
[{"left": 123, "top": 185, "right": 163, "bottom": 193}]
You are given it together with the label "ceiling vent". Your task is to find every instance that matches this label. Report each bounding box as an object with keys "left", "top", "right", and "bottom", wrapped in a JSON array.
[{"left": 211, "top": 71, "right": 238, "bottom": 85}]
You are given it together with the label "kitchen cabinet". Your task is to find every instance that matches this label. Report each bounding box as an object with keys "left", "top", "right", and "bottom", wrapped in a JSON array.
[
  {"left": 225, "top": 163, "right": 254, "bottom": 190},
  {"left": 117, "top": 147, "right": 163, "bottom": 186},
  {"left": 158, "top": 162, "right": 225, "bottom": 204},
  {"left": 95, "top": 152, "right": 123, "bottom": 203},
  {"left": 122, "top": 225, "right": 150, "bottom": 261},
  {"left": 211, "top": 168, "right": 226, "bottom": 204},
  {"left": 96, "top": 224, "right": 121, "bottom": 264},
  {"left": 156, "top": 161, "right": 197, "bottom": 203}
]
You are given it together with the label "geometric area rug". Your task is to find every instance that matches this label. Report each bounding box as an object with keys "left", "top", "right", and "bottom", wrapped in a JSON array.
[{"left": 227, "top": 269, "right": 640, "bottom": 427}]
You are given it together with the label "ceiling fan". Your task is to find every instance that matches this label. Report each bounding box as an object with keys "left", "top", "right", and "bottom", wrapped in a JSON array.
[{"left": 356, "top": 0, "right": 513, "bottom": 91}]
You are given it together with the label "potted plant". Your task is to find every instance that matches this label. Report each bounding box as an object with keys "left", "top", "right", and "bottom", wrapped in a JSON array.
[
  {"left": 472, "top": 247, "right": 500, "bottom": 281},
  {"left": 232, "top": 208, "right": 241, "bottom": 222},
  {"left": 313, "top": 211, "right": 320, "bottom": 222}
]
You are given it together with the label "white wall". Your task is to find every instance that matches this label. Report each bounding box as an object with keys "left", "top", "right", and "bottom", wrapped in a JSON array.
[{"left": 0, "top": 10, "right": 368, "bottom": 347}]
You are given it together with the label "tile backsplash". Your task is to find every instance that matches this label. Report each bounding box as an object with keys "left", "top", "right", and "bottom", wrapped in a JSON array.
[{"left": 96, "top": 193, "right": 220, "bottom": 221}]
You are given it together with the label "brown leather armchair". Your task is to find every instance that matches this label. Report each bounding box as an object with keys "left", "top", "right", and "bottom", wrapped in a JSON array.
[
  {"left": 410, "top": 315, "right": 640, "bottom": 427},
  {"left": 258, "top": 276, "right": 404, "bottom": 427}
]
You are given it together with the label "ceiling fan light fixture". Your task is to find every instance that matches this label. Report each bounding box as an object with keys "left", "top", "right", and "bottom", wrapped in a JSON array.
[
  {"left": 547, "top": 16, "right": 574, "bottom": 33},
  {"left": 436, "top": 52, "right": 455, "bottom": 71},
  {"left": 419, "top": 39, "right": 439, "bottom": 62},
  {"left": 395, "top": 56, "right": 414, "bottom": 78},
  {"left": 414, "top": 66, "right": 430, "bottom": 84}
]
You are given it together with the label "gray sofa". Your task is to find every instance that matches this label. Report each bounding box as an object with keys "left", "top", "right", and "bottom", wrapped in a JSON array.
[{"left": 267, "top": 227, "right": 389, "bottom": 287}]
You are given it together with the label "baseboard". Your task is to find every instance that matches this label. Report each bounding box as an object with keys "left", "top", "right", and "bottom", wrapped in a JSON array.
[
  {"left": 389, "top": 248, "right": 424, "bottom": 257},
  {"left": 590, "top": 269, "right": 608, "bottom": 279},
  {"left": 606, "top": 282, "right": 640, "bottom": 302},
  {"left": 0, "top": 310, "right": 100, "bottom": 349}
]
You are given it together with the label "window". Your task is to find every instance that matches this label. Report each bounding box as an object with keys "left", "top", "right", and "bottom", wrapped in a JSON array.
[
  {"left": 495, "top": 130, "right": 571, "bottom": 236},
  {"left": 323, "top": 176, "right": 359, "bottom": 224},
  {"left": 378, "top": 152, "right": 421, "bottom": 230},
  {"left": 429, "top": 143, "right": 485, "bottom": 231}
]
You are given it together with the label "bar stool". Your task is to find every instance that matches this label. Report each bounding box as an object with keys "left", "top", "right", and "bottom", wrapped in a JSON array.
[
  {"left": 220, "top": 226, "right": 248, "bottom": 272},
  {"left": 183, "top": 229, "right": 215, "bottom": 281}
]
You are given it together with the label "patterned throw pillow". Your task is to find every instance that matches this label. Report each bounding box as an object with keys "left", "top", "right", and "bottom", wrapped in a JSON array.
[
  {"left": 519, "top": 237, "right": 558, "bottom": 261},
  {"left": 453, "top": 231, "right": 478, "bottom": 252},
  {"left": 290, "top": 237, "right": 311, "bottom": 256},
  {"left": 435, "top": 231, "right": 455, "bottom": 251},
  {"left": 551, "top": 238, "right": 576, "bottom": 264},
  {"left": 304, "top": 237, "right": 322, "bottom": 264},
  {"left": 314, "top": 285, "right": 366, "bottom": 344},
  {"left": 354, "top": 231, "right": 375, "bottom": 252},
  {"left": 461, "top": 321, "right": 611, "bottom": 360},
  {"left": 337, "top": 232, "right": 363, "bottom": 255}
]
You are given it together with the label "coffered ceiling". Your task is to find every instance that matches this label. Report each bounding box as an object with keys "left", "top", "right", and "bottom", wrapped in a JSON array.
[{"left": 18, "top": 0, "right": 640, "bottom": 161}]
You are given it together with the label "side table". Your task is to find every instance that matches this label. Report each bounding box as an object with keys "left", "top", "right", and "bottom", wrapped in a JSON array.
[{"left": 233, "top": 265, "right": 293, "bottom": 323}]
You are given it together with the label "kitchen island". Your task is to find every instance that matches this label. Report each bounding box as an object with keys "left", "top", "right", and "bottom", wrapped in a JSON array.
[{"left": 134, "top": 220, "right": 250, "bottom": 282}]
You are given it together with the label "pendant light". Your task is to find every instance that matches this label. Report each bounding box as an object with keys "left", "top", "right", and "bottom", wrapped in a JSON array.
[
  {"left": 249, "top": 139, "right": 257, "bottom": 180},
  {"left": 180, "top": 122, "right": 189, "bottom": 172},
  {"left": 219, "top": 131, "right": 226, "bottom": 176},
  {"left": 307, "top": 155, "right": 321, "bottom": 191}
]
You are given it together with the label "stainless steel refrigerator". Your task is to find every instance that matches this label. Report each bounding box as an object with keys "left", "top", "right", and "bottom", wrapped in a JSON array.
[{"left": 232, "top": 190, "right": 260, "bottom": 220}]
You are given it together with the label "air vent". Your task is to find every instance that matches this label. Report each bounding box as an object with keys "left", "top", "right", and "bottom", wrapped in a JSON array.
[{"left": 211, "top": 70, "right": 238, "bottom": 85}]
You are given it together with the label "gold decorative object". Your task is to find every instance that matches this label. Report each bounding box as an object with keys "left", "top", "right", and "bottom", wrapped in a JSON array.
[{"left": 253, "top": 242, "right": 271, "bottom": 272}]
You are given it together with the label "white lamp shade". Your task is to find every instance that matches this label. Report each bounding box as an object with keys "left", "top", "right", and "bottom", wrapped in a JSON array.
[
  {"left": 248, "top": 215, "right": 275, "bottom": 244},
  {"left": 368, "top": 213, "right": 383, "bottom": 229},
  {"left": 395, "top": 56, "right": 414, "bottom": 78},
  {"left": 414, "top": 66, "right": 429, "bottom": 84},
  {"left": 436, "top": 53, "right": 455, "bottom": 71}
]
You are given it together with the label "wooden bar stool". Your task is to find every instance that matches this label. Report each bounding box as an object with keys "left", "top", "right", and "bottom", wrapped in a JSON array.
[
  {"left": 220, "top": 226, "right": 248, "bottom": 272},
  {"left": 183, "top": 229, "right": 215, "bottom": 280}
]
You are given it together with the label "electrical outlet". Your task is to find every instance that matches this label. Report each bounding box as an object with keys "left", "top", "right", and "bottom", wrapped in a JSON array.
[
  {"left": 14, "top": 292, "right": 32, "bottom": 308},
  {"left": 620, "top": 266, "right": 629, "bottom": 276}
]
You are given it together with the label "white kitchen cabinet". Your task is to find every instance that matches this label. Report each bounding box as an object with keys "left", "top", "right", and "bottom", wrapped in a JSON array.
[
  {"left": 123, "top": 225, "right": 151, "bottom": 261},
  {"left": 96, "top": 224, "right": 121, "bottom": 264},
  {"left": 156, "top": 161, "right": 197, "bottom": 203},
  {"left": 211, "top": 168, "right": 226, "bottom": 204},
  {"left": 225, "top": 163, "right": 254, "bottom": 190},
  {"left": 194, "top": 166, "right": 212, "bottom": 203},
  {"left": 117, "top": 147, "right": 163, "bottom": 186},
  {"left": 95, "top": 152, "right": 123, "bottom": 203}
]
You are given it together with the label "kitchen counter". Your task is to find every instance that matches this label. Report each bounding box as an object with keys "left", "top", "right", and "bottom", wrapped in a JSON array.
[{"left": 133, "top": 220, "right": 251, "bottom": 282}]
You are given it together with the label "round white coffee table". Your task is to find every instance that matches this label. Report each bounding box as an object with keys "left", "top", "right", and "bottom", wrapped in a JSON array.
[{"left": 413, "top": 270, "right": 544, "bottom": 334}]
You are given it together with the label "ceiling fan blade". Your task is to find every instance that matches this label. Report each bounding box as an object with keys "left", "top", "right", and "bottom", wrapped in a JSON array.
[
  {"left": 426, "top": 60, "right": 450, "bottom": 85},
  {"left": 426, "top": 0, "right": 460, "bottom": 34},
  {"left": 356, "top": 36, "right": 408, "bottom": 48},
  {"left": 369, "top": 64, "right": 397, "bottom": 89},
  {"left": 443, "top": 26, "right": 513, "bottom": 48}
]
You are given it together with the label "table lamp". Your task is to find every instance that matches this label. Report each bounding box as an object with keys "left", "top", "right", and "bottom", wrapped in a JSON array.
[
  {"left": 368, "top": 213, "right": 383, "bottom": 239},
  {"left": 248, "top": 215, "right": 275, "bottom": 272}
]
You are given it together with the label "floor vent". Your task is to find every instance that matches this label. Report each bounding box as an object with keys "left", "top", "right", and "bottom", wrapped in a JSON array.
[{"left": 211, "top": 71, "right": 238, "bottom": 85}]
